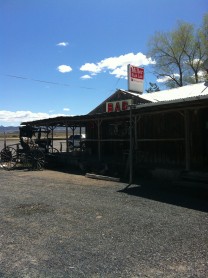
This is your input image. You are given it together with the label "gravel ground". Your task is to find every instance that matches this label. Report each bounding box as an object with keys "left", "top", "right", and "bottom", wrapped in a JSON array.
[{"left": 0, "top": 169, "right": 208, "bottom": 278}]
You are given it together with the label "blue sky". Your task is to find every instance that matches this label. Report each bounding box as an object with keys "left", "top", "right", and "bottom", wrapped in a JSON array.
[{"left": 0, "top": 0, "right": 207, "bottom": 126}]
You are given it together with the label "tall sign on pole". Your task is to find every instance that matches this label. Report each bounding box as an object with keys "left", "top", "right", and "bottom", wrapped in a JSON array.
[{"left": 128, "top": 64, "right": 144, "bottom": 94}]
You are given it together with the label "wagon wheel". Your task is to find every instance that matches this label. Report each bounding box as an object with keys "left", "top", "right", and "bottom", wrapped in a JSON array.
[
  {"left": 68, "top": 142, "right": 73, "bottom": 150},
  {"left": 80, "top": 142, "right": 86, "bottom": 151},
  {"left": 0, "top": 147, "right": 17, "bottom": 170},
  {"left": 28, "top": 149, "right": 45, "bottom": 170},
  {"left": 48, "top": 147, "right": 59, "bottom": 153}
]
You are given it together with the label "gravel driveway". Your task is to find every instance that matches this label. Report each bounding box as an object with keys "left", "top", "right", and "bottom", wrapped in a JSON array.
[{"left": 0, "top": 169, "right": 207, "bottom": 278}]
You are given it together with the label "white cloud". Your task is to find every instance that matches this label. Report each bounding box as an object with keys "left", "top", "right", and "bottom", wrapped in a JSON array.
[
  {"left": 157, "top": 71, "right": 207, "bottom": 83},
  {"left": 0, "top": 110, "right": 70, "bottom": 126},
  {"left": 198, "top": 70, "right": 206, "bottom": 78},
  {"left": 63, "top": 108, "right": 70, "bottom": 111},
  {"left": 109, "top": 66, "right": 128, "bottom": 79},
  {"left": 80, "top": 63, "right": 101, "bottom": 74},
  {"left": 80, "top": 74, "right": 92, "bottom": 79},
  {"left": 185, "top": 58, "right": 203, "bottom": 66},
  {"left": 157, "top": 76, "right": 171, "bottom": 83},
  {"left": 191, "top": 70, "right": 206, "bottom": 82},
  {"left": 157, "top": 74, "right": 180, "bottom": 83},
  {"left": 57, "top": 65, "right": 72, "bottom": 73},
  {"left": 56, "top": 42, "right": 69, "bottom": 47},
  {"left": 80, "top": 52, "right": 155, "bottom": 79}
]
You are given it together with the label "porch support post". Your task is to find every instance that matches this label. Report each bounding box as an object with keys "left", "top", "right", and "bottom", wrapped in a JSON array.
[
  {"left": 79, "top": 126, "right": 82, "bottom": 148},
  {"left": 51, "top": 126, "right": 54, "bottom": 150},
  {"left": 124, "top": 104, "right": 136, "bottom": 189},
  {"left": 46, "top": 126, "right": 50, "bottom": 151},
  {"left": 72, "top": 127, "right": 75, "bottom": 151},
  {"left": 66, "top": 124, "right": 69, "bottom": 153},
  {"left": 184, "top": 110, "right": 191, "bottom": 171},
  {"left": 129, "top": 106, "right": 134, "bottom": 185},
  {"left": 134, "top": 115, "right": 138, "bottom": 150},
  {"left": 97, "top": 119, "right": 101, "bottom": 161}
]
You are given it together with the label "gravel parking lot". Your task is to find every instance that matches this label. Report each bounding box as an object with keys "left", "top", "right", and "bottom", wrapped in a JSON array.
[{"left": 0, "top": 168, "right": 208, "bottom": 278}]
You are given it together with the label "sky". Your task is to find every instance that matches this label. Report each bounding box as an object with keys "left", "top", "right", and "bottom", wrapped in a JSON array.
[{"left": 0, "top": 0, "right": 207, "bottom": 126}]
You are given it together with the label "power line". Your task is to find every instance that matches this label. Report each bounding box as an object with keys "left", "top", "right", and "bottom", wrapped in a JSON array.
[
  {"left": 1, "top": 73, "right": 96, "bottom": 90},
  {"left": 3, "top": 74, "right": 71, "bottom": 87}
]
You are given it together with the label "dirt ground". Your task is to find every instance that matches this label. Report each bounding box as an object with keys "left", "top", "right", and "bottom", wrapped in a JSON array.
[{"left": 0, "top": 168, "right": 208, "bottom": 278}]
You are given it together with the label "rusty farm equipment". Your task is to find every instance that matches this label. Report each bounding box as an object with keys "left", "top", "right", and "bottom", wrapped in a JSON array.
[{"left": 0, "top": 125, "right": 58, "bottom": 170}]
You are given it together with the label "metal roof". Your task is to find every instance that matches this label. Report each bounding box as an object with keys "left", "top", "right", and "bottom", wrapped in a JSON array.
[
  {"left": 138, "top": 82, "right": 208, "bottom": 103},
  {"left": 21, "top": 82, "right": 208, "bottom": 127}
]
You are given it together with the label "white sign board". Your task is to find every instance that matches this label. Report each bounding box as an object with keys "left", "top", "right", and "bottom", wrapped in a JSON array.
[{"left": 128, "top": 64, "right": 144, "bottom": 93}]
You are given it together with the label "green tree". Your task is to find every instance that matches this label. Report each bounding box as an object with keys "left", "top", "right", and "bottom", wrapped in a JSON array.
[
  {"left": 148, "top": 13, "right": 208, "bottom": 88},
  {"left": 200, "top": 13, "right": 208, "bottom": 76}
]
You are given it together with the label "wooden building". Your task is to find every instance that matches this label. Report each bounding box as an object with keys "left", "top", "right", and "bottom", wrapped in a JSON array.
[{"left": 21, "top": 82, "right": 208, "bottom": 178}]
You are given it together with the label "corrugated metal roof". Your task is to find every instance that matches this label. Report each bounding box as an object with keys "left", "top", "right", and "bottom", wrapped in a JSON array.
[
  {"left": 138, "top": 82, "right": 208, "bottom": 103},
  {"left": 21, "top": 82, "right": 208, "bottom": 127},
  {"left": 135, "top": 94, "right": 208, "bottom": 111}
]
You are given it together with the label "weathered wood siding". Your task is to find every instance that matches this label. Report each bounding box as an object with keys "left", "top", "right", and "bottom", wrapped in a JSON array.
[{"left": 85, "top": 107, "right": 208, "bottom": 170}]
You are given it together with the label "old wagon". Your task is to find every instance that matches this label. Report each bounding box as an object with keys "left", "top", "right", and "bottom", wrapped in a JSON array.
[{"left": 0, "top": 125, "right": 58, "bottom": 170}]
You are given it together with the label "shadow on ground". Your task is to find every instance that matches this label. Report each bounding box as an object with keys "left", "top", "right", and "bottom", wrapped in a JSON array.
[{"left": 118, "top": 179, "right": 208, "bottom": 213}]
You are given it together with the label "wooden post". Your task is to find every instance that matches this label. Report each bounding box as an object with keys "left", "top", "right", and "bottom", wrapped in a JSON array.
[
  {"left": 51, "top": 126, "right": 54, "bottom": 150},
  {"left": 124, "top": 104, "right": 136, "bottom": 189},
  {"left": 46, "top": 126, "right": 49, "bottom": 151},
  {"left": 4, "top": 132, "right": 6, "bottom": 148},
  {"left": 134, "top": 115, "right": 138, "bottom": 151},
  {"left": 97, "top": 119, "right": 101, "bottom": 161},
  {"left": 129, "top": 106, "right": 133, "bottom": 185},
  {"left": 66, "top": 124, "right": 69, "bottom": 152},
  {"left": 184, "top": 110, "right": 190, "bottom": 171},
  {"left": 72, "top": 127, "right": 75, "bottom": 151},
  {"left": 135, "top": 116, "right": 141, "bottom": 164},
  {"left": 80, "top": 126, "right": 82, "bottom": 148}
]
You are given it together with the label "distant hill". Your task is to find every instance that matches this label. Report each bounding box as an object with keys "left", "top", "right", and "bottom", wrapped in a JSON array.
[
  {"left": 0, "top": 125, "right": 86, "bottom": 136},
  {"left": 0, "top": 126, "right": 19, "bottom": 133}
]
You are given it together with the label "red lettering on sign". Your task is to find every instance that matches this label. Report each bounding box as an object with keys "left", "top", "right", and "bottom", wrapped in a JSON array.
[
  {"left": 122, "top": 101, "right": 128, "bottom": 111},
  {"left": 107, "top": 103, "right": 113, "bottom": 112},
  {"left": 130, "top": 66, "right": 144, "bottom": 80},
  {"left": 114, "top": 102, "right": 120, "bottom": 112},
  {"left": 107, "top": 100, "right": 131, "bottom": 112}
]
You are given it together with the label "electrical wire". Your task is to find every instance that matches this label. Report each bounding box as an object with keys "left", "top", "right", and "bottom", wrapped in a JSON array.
[
  {"left": 1, "top": 73, "right": 96, "bottom": 90},
  {"left": 3, "top": 73, "right": 71, "bottom": 86}
]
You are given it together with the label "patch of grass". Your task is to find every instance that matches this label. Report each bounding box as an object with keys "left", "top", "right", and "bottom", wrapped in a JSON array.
[{"left": 15, "top": 203, "right": 54, "bottom": 215}]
